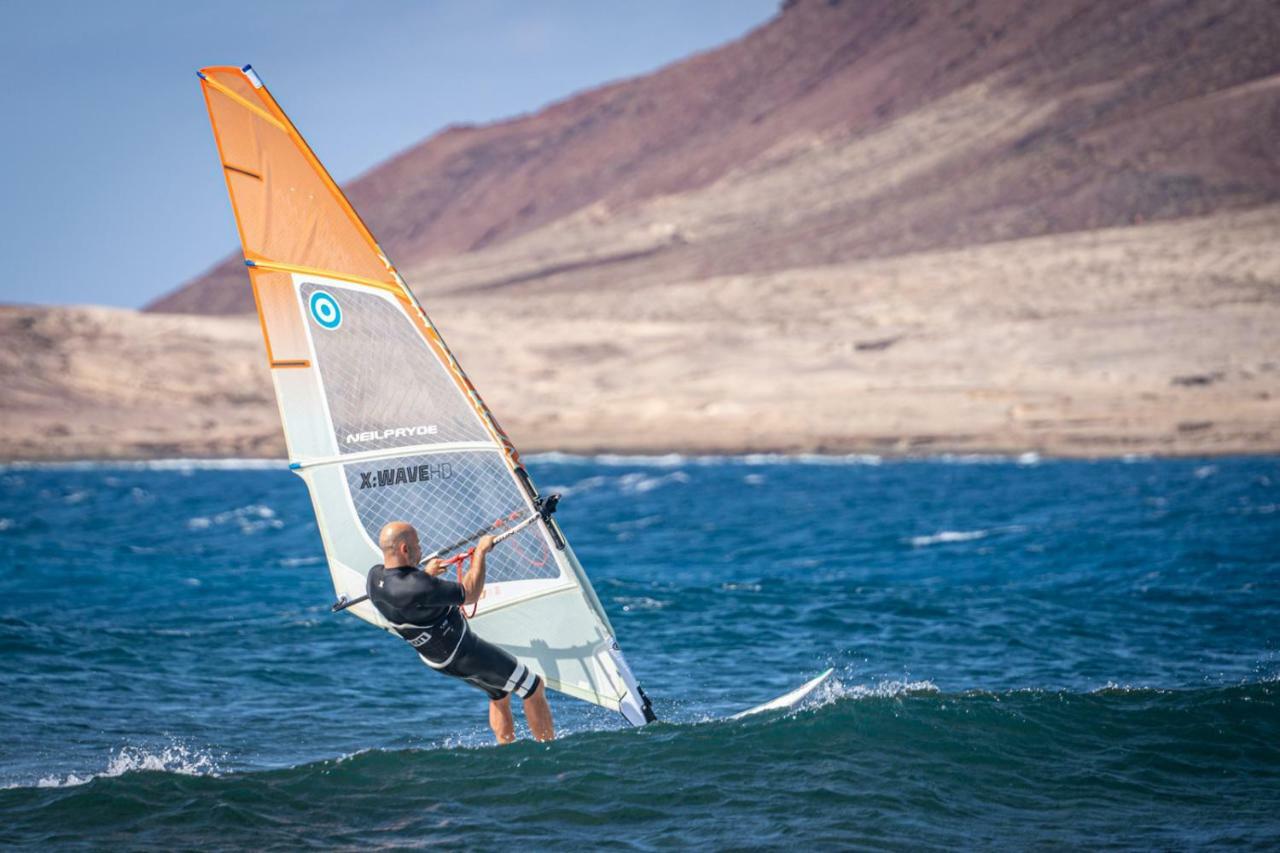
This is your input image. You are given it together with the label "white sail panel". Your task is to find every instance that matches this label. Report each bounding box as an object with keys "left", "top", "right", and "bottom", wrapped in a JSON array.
[
  {"left": 289, "top": 273, "right": 573, "bottom": 608},
  {"left": 298, "top": 282, "right": 491, "bottom": 454}
]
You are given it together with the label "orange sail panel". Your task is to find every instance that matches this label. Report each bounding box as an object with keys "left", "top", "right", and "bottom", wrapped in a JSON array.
[{"left": 198, "top": 66, "right": 397, "bottom": 286}]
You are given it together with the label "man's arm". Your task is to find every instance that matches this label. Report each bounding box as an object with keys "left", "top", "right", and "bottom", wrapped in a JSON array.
[{"left": 460, "top": 535, "right": 495, "bottom": 606}]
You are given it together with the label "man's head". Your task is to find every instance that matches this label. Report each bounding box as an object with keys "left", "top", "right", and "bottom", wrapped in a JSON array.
[{"left": 379, "top": 520, "right": 422, "bottom": 568}]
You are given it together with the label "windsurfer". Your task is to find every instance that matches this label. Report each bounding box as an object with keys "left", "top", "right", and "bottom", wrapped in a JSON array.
[{"left": 367, "top": 520, "right": 556, "bottom": 743}]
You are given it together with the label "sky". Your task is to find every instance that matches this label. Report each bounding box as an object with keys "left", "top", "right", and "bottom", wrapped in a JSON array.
[{"left": 0, "top": 0, "right": 778, "bottom": 309}]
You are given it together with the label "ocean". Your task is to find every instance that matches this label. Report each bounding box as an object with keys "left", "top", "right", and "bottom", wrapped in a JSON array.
[{"left": 0, "top": 454, "right": 1277, "bottom": 849}]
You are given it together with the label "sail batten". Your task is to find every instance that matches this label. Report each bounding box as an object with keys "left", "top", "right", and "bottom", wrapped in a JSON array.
[
  {"left": 292, "top": 441, "right": 500, "bottom": 471},
  {"left": 245, "top": 259, "right": 405, "bottom": 295},
  {"left": 198, "top": 64, "right": 654, "bottom": 725}
]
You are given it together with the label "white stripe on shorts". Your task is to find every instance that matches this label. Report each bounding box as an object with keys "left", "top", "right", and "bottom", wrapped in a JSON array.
[
  {"left": 502, "top": 663, "right": 528, "bottom": 696},
  {"left": 514, "top": 670, "right": 539, "bottom": 699}
]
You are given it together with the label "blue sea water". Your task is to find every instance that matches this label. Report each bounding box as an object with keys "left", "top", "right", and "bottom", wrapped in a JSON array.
[{"left": 0, "top": 454, "right": 1277, "bottom": 849}]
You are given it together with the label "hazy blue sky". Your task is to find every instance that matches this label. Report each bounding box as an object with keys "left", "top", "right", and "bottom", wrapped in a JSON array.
[{"left": 0, "top": 0, "right": 777, "bottom": 309}]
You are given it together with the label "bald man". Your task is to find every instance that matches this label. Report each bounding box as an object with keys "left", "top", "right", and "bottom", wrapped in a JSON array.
[{"left": 366, "top": 520, "right": 555, "bottom": 743}]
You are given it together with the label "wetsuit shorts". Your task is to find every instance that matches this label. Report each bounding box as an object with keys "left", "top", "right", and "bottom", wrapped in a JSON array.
[{"left": 431, "top": 626, "right": 543, "bottom": 702}]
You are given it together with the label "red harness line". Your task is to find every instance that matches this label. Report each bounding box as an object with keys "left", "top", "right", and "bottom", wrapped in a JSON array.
[
  {"left": 447, "top": 549, "right": 478, "bottom": 618},
  {"left": 446, "top": 509, "right": 524, "bottom": 619}
]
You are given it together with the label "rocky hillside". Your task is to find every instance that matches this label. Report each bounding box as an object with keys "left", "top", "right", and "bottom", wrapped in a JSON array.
[{"left": 150, "top": 0, "right": 1280, "bottom": 314}]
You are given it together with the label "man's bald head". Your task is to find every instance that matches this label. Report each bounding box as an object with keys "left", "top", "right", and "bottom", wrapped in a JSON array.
[{"left": 379, "top": 521, "right": 422, "bottom": 567}]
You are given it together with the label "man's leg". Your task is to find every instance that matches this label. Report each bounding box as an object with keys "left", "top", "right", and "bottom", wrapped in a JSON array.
[
  {"left": 521, "top": 681, "right": 555, "bottom": 742},
  {"left": 489, "top": 695, "right": 515, "bottom": 744}
]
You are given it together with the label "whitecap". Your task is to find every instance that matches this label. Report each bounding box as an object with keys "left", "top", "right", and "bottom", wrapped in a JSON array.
[
  {"left": 279, "top": 555, "right": 325, "bottom": 567},
  {"left": 934, "top": 453, "right": 1011, "bottom": 464},
  {"left": 910, "top": 529, "right": 989, "bottom": 547},
  {"left": 615, "top": 596, "right": 670, "bottom": 612},
  {"left": 618, "top": 471, "right": 690, "bottom": 494},
  {"left": 810, "top": 677, "right": 940, "bottom": 709},
  {"left": 32, "top": 743, "right": 220, "bottom": 789},
  {"left": 187, "top": 503, "right": 283, "bottom": 535}
]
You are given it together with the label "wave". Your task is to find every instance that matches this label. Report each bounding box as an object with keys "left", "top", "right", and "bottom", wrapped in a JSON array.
[
  {"left": 5, "top": 680, "right": 1271, "bottom": 793},
  {"left": 3, "top": 681, "right": 1274, "bottom": 848},
  {"left": 909, "top": 529, "right": 989, "bottom": 547},
  {"left": 908, "top": 524, "right": 1028, "bottom": 547},
  {"left": 544, "top": 471, "right": 690, "bottom": 497},
  {"left": 186, "top": 503, "right": 284, "bottom": 535},
  {"left": 7, "top": 743, "right": 221, "bottom": 791}
]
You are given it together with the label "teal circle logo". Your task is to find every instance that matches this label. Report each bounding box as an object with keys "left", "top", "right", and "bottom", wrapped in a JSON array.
[{"left": 309, "top": 291, "right": 342, "bottom": 329}]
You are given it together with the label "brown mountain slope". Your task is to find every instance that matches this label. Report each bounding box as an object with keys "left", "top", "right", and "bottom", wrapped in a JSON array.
[{"left": 150, "top": 0, "right": 1280, "bottom": 315}]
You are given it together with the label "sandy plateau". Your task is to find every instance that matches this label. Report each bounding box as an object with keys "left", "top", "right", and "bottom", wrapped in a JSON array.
[{"left": 3, "top": 206, "right": 1277, "bottom": 460}]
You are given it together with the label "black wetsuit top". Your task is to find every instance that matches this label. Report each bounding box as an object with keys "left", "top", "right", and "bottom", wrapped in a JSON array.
[
  {"left": 366, "top": 564, "right": 542, "bottom": 701},
  {"left": 367, "top": 564, "right": 468, "bottom": 665}
]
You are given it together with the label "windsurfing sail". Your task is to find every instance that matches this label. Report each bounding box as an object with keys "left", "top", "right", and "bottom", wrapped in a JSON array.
[{"left": 197, "top": 64, "right": 655, "bottom": 725}]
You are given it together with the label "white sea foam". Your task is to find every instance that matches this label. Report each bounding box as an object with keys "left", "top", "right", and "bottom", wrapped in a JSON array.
[
  {"left": 1090, "top": 681, "right": 1168, "bottom": 695},
  {"left": 25, "top": 744, "right": 220, "bottom": 789},
  {"left": 187, "top": 503, "right": 283, "bottom": 535},
  {"left": 909, "top": 524, "right": 1026, "bottom": 548},
  {"left": 822, "top": 678, "right": 940, "bottom": 702},
  {"left": 614, "top": 596, "right": 671, "bottom": 612},
  {"left": 910, "top": 529, "right": 989, "bottom": 547},
  {"left": 618, "top": 471, "right": 690, "bottom": 494},
  {"left": 279, "top": 555, "right": 326, "bottom": 567}
]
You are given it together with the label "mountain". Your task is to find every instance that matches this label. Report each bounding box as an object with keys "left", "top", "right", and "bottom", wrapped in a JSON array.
[
  {"left": 6, "top": 0, "right": 1278, "bottom": 461},
  {"left": 148, "top": 0, "right": 1280, "bottom": 314}
]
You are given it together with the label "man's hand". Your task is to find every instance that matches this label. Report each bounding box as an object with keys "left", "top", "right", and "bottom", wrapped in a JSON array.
[
  {"left": 423, "top": 558, "right": 446, "bottom": 577},
  {"left": 460, "top": 535, "right": 494, "bottom": 606}
]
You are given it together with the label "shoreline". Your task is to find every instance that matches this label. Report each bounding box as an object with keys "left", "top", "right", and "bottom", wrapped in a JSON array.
[{"left": 2, "top": 448, "right": 1274, "bottom": 470}]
